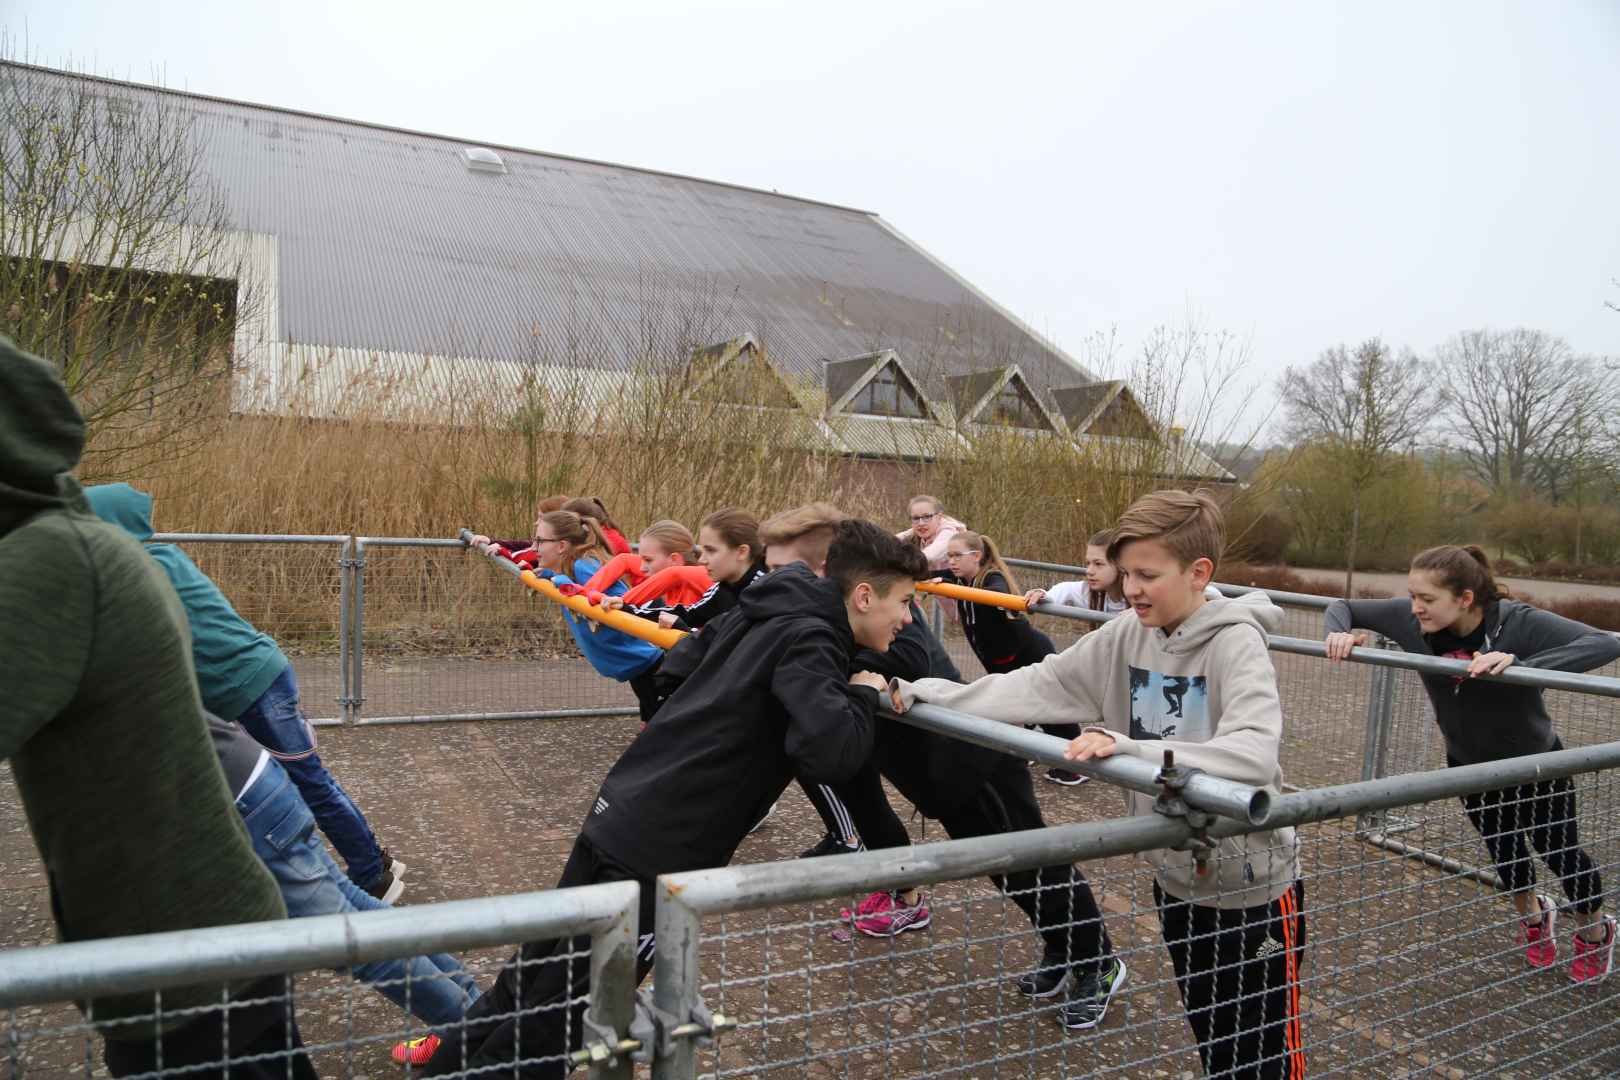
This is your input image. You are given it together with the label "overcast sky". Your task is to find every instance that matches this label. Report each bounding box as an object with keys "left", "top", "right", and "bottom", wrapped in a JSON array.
[{"left": 9, "top": 1, "right": 1619, "bottom": 437}]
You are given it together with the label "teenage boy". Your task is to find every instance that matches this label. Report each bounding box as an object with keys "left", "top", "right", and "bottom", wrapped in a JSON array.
[
  {"left": 891, "top": 490, "right": 1305, "bottom": 1078},
  {"left": 763, "top": 508, "right": 1122, "bottom": 1026},
  {"left": 85, "top": 482, "right": 407, "bottom": 902},
  {"left": 421, "top": 518, "right": 925, "bottom": 1076}
]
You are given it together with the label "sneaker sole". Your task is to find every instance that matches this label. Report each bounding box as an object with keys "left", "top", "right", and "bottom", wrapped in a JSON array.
[
  {"left": 1059, "top": 959, "right": 1128, "bottom": 1031},
  {"left": 1044, "top": 774, "right": 1090, "bottom": 787},
  {"left": 855, "top": 912, "right": 932, "bottom": 939},
  {"left": 389, "top": 858, "right": 408, "bottom": 878},
  {"left": 1016, "top": 969, "right": 1071, "bottom": 999},
  {"left": 375, "top": 876, "right": 405, "bottom": 905}
]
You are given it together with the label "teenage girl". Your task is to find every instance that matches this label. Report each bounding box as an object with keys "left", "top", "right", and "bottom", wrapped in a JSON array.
[
  {"left": 943, "top": 531, "right": 1085, "bottom": 786},
  {"left": 473, "top": 511, "right": 666, "bottom": 724},
  {"left": 608, "top": 508, "right": 767, "bottom": 632},
  {"left": 581, "top": 520, "right": 708, "bottom": 610},
  {"left": 1325, "top": 544, "right": 1620, "bottom": 983},
  {"left": 562, "top": 496, "right": 633, "bottom": 556},
  {"left": 1024, "top": 529, "right": 1129, "bottom": 614}
]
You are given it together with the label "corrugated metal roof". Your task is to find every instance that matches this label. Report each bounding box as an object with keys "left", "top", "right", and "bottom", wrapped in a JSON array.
[{"left": 8, "top": 62, "right": 1095, "bottom": 410}]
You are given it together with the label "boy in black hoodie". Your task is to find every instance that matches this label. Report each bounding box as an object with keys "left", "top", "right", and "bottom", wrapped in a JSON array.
[{"left": 422, "top": 519, "right": 925, "bottom": 1077}]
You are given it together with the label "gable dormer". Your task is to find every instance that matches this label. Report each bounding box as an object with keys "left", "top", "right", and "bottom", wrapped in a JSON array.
[
  {"left": 946, "top": 364, "right": 1064, "bottom": 434},
  {"left": 823, "top": 349, "right": 937, "bottom": 422},
  {"left": 686, "top": 334, "right": 799, "bottom": 410},
  {"left": 1052, "top": 380, "right": 1156, "bottom": 438}
]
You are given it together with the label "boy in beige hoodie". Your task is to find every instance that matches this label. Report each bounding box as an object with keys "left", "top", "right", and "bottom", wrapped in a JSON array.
[{"left": 892, "top": 490, "right": 1304, "bottom": 1079}]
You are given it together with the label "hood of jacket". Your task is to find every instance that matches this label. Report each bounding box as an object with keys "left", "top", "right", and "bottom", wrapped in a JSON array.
[
  {"left": 739, "top": 562, "right": 857, "bottom": 651},
  {"left": 1153, "top": 590, "right": 1282, "bottom": 655},
  {"left": 83, "top": 483, "right": 156, "bottom": 541},
  {"left": 0, "top": 336, "right": 88, "bottom": 538}
]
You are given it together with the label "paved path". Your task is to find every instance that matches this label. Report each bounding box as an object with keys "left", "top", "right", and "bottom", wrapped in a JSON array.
[{"left": 1289, "top": 566, "right": 1620, "bottom": 602}]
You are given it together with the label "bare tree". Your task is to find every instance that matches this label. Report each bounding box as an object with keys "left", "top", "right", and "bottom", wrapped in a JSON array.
[
  {"left": 1434, "top": 328, "right": 1617, "bottom": 502},
  {"left": 1278, "top": 338, "right": 1433, "bottom": 591},
  {"left": 0, "top": 51, "right": 264, "bottom": 474}
]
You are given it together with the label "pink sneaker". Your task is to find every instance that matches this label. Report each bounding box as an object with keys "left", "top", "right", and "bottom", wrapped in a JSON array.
[
  {"left": 840, "top": 890, "right": 892, "bottom": 924},
  {"left": 1517, "top": 895, "right": 1558, "bottom": 968},
  {"left": 853, "top": 890, "right": 932, "bottom": 939},
  {"left": 1570, "top": 915, "right": 1616, "bottom": 985}
]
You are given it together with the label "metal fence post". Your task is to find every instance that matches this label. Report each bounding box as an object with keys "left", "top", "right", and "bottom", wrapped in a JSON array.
[
  {"left": 650, "top": 881, "right": 702, "bottom": 1080},
  {"left": 1356, "top": 636, "right": 1397, "bottom": 830},
  {"left": 584, "top": 886, "right": 640, "bottom": 1080},
  {"left": 338, "top": 537, "right": 355, "bottom": 724},
  {"left": 350, "top": 537, "right": 367, "bottom": 722}
]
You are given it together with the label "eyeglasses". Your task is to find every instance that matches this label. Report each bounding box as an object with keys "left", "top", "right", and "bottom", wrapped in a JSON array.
[
  {"left": 533, "top": 536, "right": 565, "bottom": 546},
  {"left": 910, "top": 512, "right": 938, "bottom": 522}
]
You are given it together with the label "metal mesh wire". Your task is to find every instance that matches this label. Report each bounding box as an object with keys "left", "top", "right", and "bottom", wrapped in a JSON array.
[
  {"left": 354, "top": 541, "right": 637, "bottom": 723},
  {"left": 697, "top": 768, "right": 1620, "bottom": 1079},
  {"left": 160, "top": 539, "right": 348, "bottom": 723},
  {"left": 2, "top": 944, "right": 588, "bottom": 1078}
]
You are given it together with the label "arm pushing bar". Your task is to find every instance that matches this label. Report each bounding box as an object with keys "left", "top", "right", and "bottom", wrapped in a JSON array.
[
  {"left": 893, "top": 701, "right": 1271, "bottom": 825},
  {"left": 460, "top": 528, "right": 686, "bottom": 650}
]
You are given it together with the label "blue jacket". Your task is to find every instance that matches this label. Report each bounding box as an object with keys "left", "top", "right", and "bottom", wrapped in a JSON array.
[
  {"left": 549, "top": 557, "right": 663, "bottom": 682},
  {"left": 84, "top": 484, "right": 288, "bottom": 722}
]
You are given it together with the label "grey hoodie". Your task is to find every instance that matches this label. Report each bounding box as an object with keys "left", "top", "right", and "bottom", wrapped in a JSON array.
[
  {"left": 1325, "top": 597, "right": 1620, "bottom": 765},
  {"left": 894, "top": 592, "right": 1298, "bottom": 910}
]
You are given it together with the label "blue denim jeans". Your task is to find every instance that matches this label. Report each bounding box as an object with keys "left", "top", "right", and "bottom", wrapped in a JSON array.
[
  {"left": 237, "top": 764, "right": 480, "bottom": 1025},
  {"left": 238, "top": 665, "right": 385, "bottom": 888}
]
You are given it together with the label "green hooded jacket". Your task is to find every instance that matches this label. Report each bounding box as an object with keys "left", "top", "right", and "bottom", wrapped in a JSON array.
[
  {"left": 0, "top": 337, "right": 284, "bottom": 1034},
  {"left": 84, "top": 483, "right": 288, "bottom": 723}
]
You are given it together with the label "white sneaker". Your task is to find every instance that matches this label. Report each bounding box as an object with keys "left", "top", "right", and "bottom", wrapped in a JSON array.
[{"left": 747, "top": 801, "right": 778, "bottom": 835}]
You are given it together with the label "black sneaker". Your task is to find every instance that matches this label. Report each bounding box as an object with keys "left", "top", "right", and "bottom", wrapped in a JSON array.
[
  {"left": 1044, "top": 768, "right": 1090, "bottom": 787},
  {"left": 380, "top": 847, "right": 407, "bottom": 878},
  {"left": 800, "top": 832, "right": 862, "bottom": 859},
  {"left": 1015, "top": 958, "right": 1072, "bottom": 999},
  {"left": 363, "top": 868, "right": 404, "bottom": 904},
  {"left": 1057, "top": 958, "right": 1126, "bottom": 1031}
]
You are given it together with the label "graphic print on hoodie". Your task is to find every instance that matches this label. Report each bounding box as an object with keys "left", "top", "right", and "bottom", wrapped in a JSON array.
[{"left": 1128, "top": 669, "right": 1208, "bottom": 741}]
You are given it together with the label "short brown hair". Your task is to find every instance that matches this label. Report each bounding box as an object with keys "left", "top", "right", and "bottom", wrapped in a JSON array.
[
  {"left": 1108, "top": 490, "right": 1225, "bottom": 570},
  {"left": 827, "top": 519, "right": 928, "bottom": 598},
  {"left": 537, "top": 495, "right": 570, "bottom": 514},
  {"left": 760, "top": 502, "right": 844, "bottom": 568}
]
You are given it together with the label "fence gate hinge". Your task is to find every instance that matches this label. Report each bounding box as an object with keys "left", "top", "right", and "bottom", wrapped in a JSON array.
[{"left": 1153, "top": 749, "right": 1217, "bottom": 876}]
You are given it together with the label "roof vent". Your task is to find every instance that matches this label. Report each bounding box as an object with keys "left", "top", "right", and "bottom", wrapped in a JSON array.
[{"left": 460, "top": 146, "right": 508, "bottom": 174}]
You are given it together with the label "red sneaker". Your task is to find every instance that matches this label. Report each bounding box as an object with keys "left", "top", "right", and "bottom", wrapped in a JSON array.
[
  {"left": 1517, "top": 895, "right": 1558, "bottom": 968},
  {"left": 391, "top": 1034, "right": 441, "bottom": 1067},
  {"left": 1571, "top": 915, "right": 1617, "bottom": 985}
]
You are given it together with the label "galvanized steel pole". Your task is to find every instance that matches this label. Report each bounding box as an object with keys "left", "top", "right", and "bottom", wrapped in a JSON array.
[
  {"left": 894, "top": 702, "right": 1272, "bottom": 824},
  {"left": 0, "top": 885, "right": 639, "bottom": 1008}
]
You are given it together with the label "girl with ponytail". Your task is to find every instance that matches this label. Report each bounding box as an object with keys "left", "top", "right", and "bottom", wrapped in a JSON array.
[
  {"left": 1324, "top": 543, "right": 1620, "bottom": 983},
  {"left": 472, "top": 511, "right": 665, "bottom": 722},
  {"left": 942, "top": 531, "right": 1086, "bottom": 786}
]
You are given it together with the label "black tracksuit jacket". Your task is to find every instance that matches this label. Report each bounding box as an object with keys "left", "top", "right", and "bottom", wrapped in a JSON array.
[
  {"left": 582, "top": 563, "right": 879, "bottom": 875},
  {"left": 945, "top": 570, "right": 1056, "bottom": 673},
  {"left": 631, "top": 560, "right": 769, "bottom": 632}
]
